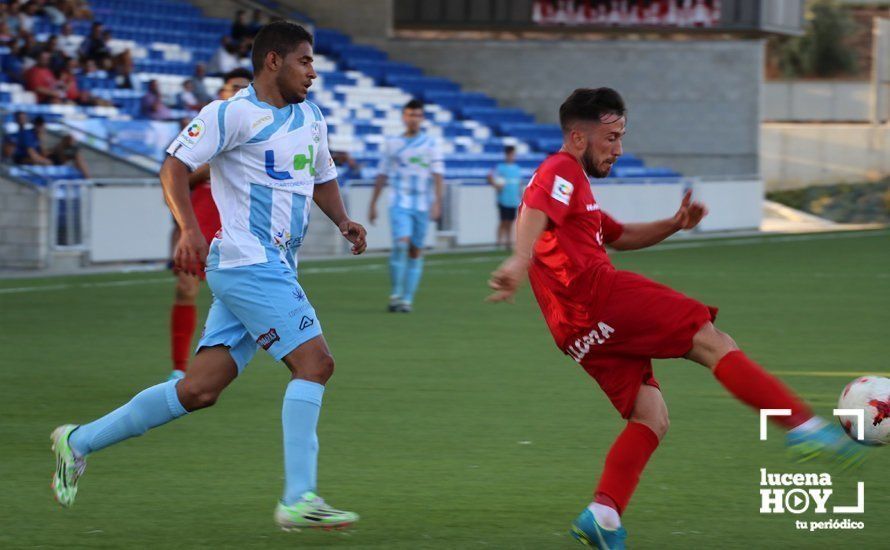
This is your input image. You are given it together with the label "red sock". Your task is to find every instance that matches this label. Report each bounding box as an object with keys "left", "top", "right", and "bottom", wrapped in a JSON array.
[
  {"left": 170, "top": 304, "right": 197, "bottom": 372},
  {"left": 594, "top": 421, "right": 660, "bottom": 515},
  {"left": 713, "top": 350, "right": 812, "bottom": 429}
]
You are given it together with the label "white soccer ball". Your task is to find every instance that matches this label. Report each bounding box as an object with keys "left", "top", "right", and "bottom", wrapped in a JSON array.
[{"left": 837, "top": 376, "right": 890, "bottom": 446}]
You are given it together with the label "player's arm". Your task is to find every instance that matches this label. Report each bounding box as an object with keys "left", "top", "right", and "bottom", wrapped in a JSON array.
[
  {"left": 314, "top": 179, "right": 367, "bottom": 255},
  {"left": 609, "top": 190, "right": 707, "bottom": 251},
  {"left": 368, "top": 172, "right": 387, "bottom": 225},
  {"left": 430, "top": 172, "right": 444, "bottom": 221},
  {"left": 487, "top": 207, "right": 549, "bottom": 303},
  {"left": 160, "top": 156, "right": 206, "bottom": 275}
]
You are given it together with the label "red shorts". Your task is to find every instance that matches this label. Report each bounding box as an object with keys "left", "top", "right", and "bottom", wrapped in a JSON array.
[
  {"left": 562, "top": 271, "right": 718, "bottom": 418},
  {"left": 190, "top": 184, "right": 221, "bottom": 245}
]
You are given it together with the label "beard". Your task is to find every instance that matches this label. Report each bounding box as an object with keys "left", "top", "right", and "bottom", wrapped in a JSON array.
[{"left": 582, "top": 151, "right": 611, "bottom": 179}]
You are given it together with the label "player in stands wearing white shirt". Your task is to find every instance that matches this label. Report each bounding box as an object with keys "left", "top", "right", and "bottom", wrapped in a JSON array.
[
  {"left": 368, "top": 99, "right": 445, "bottom": 313},
  {"left": 50, "top": 22, "right": 367, "bottom": 531}
]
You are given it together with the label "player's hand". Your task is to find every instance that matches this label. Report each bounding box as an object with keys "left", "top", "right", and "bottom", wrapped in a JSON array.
[
  {"left": 430, "top": 200, "right": 441, "bottom": 221},
  {"left": 673, "top": 190, "right": 708, "bottom": 231},
  {"left": 486, "top": 255, "right": 529, "bottom": 303},
  {"left": 339, "top": 219, "right": 367, "bottom": 255},
  {"left": 174, "top": 227, "right": 208, "bottom": 277},
  {"left": 368, "top": 204, "right": 377, "bottom": 226}
]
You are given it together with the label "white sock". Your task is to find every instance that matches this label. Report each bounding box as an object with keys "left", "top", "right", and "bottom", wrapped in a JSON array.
[
  {"left": 789, "top": 416, "right": 826, "bottom": 435},
  {"left": 588, "top": 502, "right": 621, "bottom": 530}
]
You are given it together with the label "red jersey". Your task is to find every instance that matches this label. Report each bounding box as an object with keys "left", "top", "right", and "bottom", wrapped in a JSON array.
[{"left": 521, "top": 152, "right": 624, "bottom": 348}]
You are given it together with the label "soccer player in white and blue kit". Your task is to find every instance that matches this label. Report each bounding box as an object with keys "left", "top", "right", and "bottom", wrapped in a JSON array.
[
  {"left": 368, "top": 99, "right": 444, "bottom": 312},
  {"left": 49, "top": 23, "right": 366, "bottom": 530}
]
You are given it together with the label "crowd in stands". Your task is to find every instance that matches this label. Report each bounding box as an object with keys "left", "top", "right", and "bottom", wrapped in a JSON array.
[{"left": 2, "top": 110, "right": 89, "bottom": 176}]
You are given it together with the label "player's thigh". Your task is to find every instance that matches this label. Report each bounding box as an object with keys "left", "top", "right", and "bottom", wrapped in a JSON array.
[
  {"left": 628, "top": 384, "right": 669, "bottom": 439},
  {"left": 389, "top": 206, "right": 412, "bottom": 242},
  {"left": 594, "top": 270, "right": 718, "bottom": 360},
  {"left": 206, "top": 261, "right": 323, "bottom": 366},
  {"left": 197, "top": 293, "right": 258, "bottom": 374},
  {"left": 409, "top": 209, "right": 429, "bottom": 250},
  {"left": 281, "top": 334, "right": 334, "bottom": 384},
  {"left": 581, "top": 354, "right": 660, "bottom": 420}
]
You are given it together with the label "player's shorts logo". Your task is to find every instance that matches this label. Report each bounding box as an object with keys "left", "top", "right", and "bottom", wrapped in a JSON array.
[
  {"left": 257, "top": 328, "right": 280, "bottom": 350},
  {"left": 565, "top": 322, "right": 615, "bottom": 363},
  {"left": 299, "top": 316, "right": 314, "bottom": 331},
  {"left": 292, "top": 288, "right": 305, "bottom": 302}
]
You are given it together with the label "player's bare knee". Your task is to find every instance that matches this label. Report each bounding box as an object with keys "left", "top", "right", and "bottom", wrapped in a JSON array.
[
  {"left": 631, "top": 410, "right": 669, "bottom": 440},
  {"left": 297, "top": 353, "right": 335, "bottom": 384},
  {"left": 174, "top": 276, "right": 199, "bottom": 303},
  {"left": 177, "top": 380, "right": 220, "bottom": 411}
]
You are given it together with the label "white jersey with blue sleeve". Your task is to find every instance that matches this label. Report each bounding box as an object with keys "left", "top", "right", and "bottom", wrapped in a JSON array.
[
  {"left": 166, "top": 85, "right": 337, "bottom": 272},
  {"left": 378, "top": 132, "right": 444, "bottom": 212}
]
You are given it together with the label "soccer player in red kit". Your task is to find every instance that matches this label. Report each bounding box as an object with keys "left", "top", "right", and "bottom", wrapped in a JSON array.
[
  {"left": 167, "top": 68, "right": 252, "bottom": 380},
  {"left": 487, "top": 88, "right": 866, "bottom": 549}
]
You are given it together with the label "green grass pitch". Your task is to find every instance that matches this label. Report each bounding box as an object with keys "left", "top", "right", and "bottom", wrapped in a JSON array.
[{"left": 1, "top": 229, "right": 888, "bottom": 548}]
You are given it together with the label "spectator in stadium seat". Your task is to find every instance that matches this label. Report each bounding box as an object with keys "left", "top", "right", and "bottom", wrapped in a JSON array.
[
  {"left": 59, "top": 59, "right": 112, "bottom": 107},
  {"left": 49, "top": 134, "right": 90, "bottom": 178},
  {"left": 111, "top": 50, "right": 134, "bottom": 89},
  {"left": 78, "top": 22, "right": 111, "bottom": 66},
  {"left": 140, "top": 79, "right": 171, "bottom": 120},
  {"left": 18, "top": 1, "right": 37, "bottom": 34},
  {"left": 187, "top": 63, "right": 211, "bottom": 104},
  {"left": 0, "top": 21, "right": 14, "bottom": 45},
  {"left": 24, "top": 51, "right": 63, "bottom": 103},
  {"left": 177, "top": 80, "right": 201, "bottom": 113},
  {"left": 247, "top": 9, "right": 265, "bottom": 37},
  {"left": 230, "top": 10, "right": 250, "bottom": 42},
  {"left": 43, "top": 35, "right": 67, "bottom": 72},
  {"left": 2, "top": 42, "right": 26, "bottom": 83},
  {"left": 207, "top": 37, "right": 239, "bottom": 76},
  {"left": 9, "top": 112, "right": 51, "bottom": 166},
  {"left": 57, "top": 22, "right": 80, "bottom": 58}
]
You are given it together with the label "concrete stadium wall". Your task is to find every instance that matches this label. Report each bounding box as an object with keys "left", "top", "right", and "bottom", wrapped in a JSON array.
[
  {"left": 284, "top": 0, "right": 762, "bottom": 177},
  {"left": 763, "top": 81, "right": 890, "bottom": 122},
  {"left": 375, "top": 38, "right": 763, "bottom": 177},
  {"left": 761, "top": 123, "right": 890, "bottom": 189},
  {"left": 0, "top": 177, "right": 49, "bottom": 269}
]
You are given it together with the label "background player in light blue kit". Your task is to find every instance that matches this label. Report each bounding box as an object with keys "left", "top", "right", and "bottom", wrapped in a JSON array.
[
  {"left": 487, "top": 145, "right": 523, "bottom": 250},
  {"left": 368, "top": 99, "right": 445, "bottom": 313},
  {"left": 49, "top": 22, "right": 368, "bottom": 531}
]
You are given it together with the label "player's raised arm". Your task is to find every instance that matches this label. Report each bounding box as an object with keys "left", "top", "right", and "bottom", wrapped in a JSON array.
[
  {"left": 487, "top": 206, "right": 549, "bottom": 303},
  {"left": 160, "top": 156, "right": 206, "bottom": 276},
  {"left": 609, "top": 190, "right": 708, "bottom": 251}
]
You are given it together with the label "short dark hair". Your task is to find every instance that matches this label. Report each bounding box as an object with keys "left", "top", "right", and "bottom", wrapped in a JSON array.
[
  {"left": 504, "top": 145, "right": 516, "bottom": 155},
  {"left": 558, "top": 87, "right": 626, "bottom": 133},
  {"left": 403, "top": 99, "right": 424, "bottom": 111},
  {"left": 251, "top": 22, "right": 313, "bottom": 74},
  {"left": 224, "top": 67, "right": 253, "bottom": 82}
]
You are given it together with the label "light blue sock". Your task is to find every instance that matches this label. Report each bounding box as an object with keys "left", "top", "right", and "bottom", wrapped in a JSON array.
[
  {"left": 403, "top": 256, "right": 424, "bottom": 304},
  {"left": 68, "top": 380, "right": 188, "bottom": 457},
  {"left": 282, "top": 379, "right": 325, "bottom": 505},
  {"left": 389, "top": 240, "right": 409, "bottom": 298}
]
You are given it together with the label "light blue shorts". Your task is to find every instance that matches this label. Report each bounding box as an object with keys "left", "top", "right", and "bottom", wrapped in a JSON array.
[
  {"left": 198, "top": 261, "right": 323, "bottom": 372},
  {"left": 390, "top": 205, "right": 428, "bottom": 249}
]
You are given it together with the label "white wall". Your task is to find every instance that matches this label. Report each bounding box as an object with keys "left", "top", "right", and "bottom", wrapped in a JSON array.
[
  {"left": 762, "top": 81, "right": 888, "bottom": 122},
  {"left": 761, "top": 123, "right": 890, "bottom": 189},
  {"left": 89, "top": 185, "right": 173, "bottom": 263}
]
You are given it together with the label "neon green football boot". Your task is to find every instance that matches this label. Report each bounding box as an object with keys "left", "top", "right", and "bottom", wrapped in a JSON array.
[
  {"left": 274, "top": 491, "right": 359, "bottom": 531},
  {"left": 50, "top": 424, "right": 87, "bottom": 507}
]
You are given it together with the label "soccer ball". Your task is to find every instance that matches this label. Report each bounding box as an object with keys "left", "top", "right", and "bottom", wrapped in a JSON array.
[{"left": 837, "top": 376, "right": 890, "bottom": 446}]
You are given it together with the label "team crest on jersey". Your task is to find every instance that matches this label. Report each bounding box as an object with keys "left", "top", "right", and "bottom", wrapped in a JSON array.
[
  {"left": 551, "top": 176, "right": 574, "bottom": 205},
  {"left": 178, "top": 118, "right": 205, "bottom": 149},
  {"left": 311, "top": 122, "right": 321, "bottom": 143}
]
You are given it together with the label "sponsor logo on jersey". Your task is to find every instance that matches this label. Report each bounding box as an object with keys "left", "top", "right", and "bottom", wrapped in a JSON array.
[
  {"left": 586, "top": 203, "right": 600, "bottom": 212},
  {"left": 252, "top": 114, "right": 273, "bottom": 128},
  {"left": 257, "top": 328, "right": 280, "bottom": 350},
  {"left": 178, "top": 118, "right": 205, "bottom": 149},
  {"left": 551, "top": 175, "right": 573, "bottom": 205}
]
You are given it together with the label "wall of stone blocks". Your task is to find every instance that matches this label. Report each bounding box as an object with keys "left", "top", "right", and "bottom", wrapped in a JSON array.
[{"left": 0, "top": 177, "right": 49, "bottom": 269}]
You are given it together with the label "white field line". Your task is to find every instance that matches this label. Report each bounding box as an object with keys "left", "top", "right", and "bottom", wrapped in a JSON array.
[{"left": 0, "top": 230, "right": 885, "bottom": 295}]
